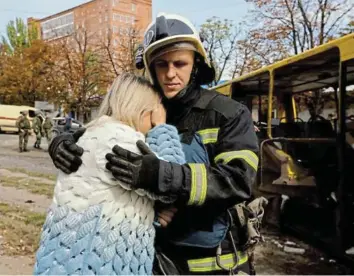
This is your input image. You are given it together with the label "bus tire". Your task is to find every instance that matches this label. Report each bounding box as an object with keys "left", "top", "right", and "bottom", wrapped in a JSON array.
[{"left": 52, "top": 129, "right": 60, "bottom": 140}]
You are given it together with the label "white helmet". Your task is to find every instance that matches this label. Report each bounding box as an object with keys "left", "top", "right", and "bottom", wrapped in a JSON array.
[{"left": 135, "top": 13, "right": 215, "bottom": 85}]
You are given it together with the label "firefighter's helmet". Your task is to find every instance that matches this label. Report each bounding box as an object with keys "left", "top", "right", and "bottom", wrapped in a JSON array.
[{"left": 135, "top": 13, "right": 215, "bottom": 85}]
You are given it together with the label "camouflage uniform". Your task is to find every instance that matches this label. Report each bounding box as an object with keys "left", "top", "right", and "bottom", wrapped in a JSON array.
[
  {"left": 43, "top": 116, "right": 53, "bottom": 143},
  {"left": 32, "top": 114, "right": 43, "bottom": 149},
  {"left": 16, "top": 112, "right": 31, "bottom": 152}
]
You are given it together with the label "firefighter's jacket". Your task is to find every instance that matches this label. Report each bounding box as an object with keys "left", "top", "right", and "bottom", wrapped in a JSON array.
[{"left": 154, "top": 85, "right": 259, "bottom": 272}]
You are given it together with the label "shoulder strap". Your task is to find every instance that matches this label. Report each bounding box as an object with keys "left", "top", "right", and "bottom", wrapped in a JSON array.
[{"left": 194, "top": 91, "right": 220, "bottom": 110}]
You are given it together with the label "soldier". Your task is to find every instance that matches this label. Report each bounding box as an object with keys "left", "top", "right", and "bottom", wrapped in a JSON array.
[
  {"left": 32, "top": 111, "right": 43, "bottom": 149},
  {"left": 42, "top": 113, "right": 53, "bottom": 144},
  {"left": 16, "top": 110, "right": 31, "bottom": 152}
]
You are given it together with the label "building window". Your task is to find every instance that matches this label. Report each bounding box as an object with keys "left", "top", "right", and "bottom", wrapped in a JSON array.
[
  {"left": 41, "top": 12, "right": 74, "bottom": 40},
  {"left": 105, "top": 15, "right": 108, "bottom": 21},
  {"left": 132, "top": 3, "right": 136, "bottom": 12},
  {"left": 131, "top": 16, "right": 135, "bottom": 24},
  {"left": 119, "top": 27, "right": 129, "bottom": 35},
  {"left": 113, "top": 0, "right": 119, "bottom": 6},
  {"left": 113, "top": 13, "right": 119, "bottom": 21}
]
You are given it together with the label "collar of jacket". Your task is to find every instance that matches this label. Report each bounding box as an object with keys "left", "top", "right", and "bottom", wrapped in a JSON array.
[{"left": 163, "top": 83, "right": 201, "bottom": 125}]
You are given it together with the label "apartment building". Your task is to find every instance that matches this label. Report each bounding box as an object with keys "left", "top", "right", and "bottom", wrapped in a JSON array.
[{"left": 28, "top": 0, "right": 152, "bottom": 45}]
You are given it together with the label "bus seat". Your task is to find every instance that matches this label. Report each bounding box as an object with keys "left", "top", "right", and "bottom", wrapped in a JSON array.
[
  {"left": 276, "top": 122, "right": 309, "bottom": 165},
  {"left": 305, "top": 119, "right": 337, "bottom": 165},
  {"left": 278, "top": 122, "right": 305, "bottom": 138},
  {"left": 305, "top": 120, "right": 335, "bottom": 139}
]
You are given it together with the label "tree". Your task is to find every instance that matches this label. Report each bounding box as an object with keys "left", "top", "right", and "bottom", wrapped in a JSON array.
[
  {"left": 200, "top": 17, "right": 240, "bottom": 86},
  {"left": 0, "top": 39, "right": 57, "bottom": 105},
  {"left": 230, "top": 32, "right": 269, "bottom": 78},
  {"left": 340, "top": 18, "right": 354, "bottom": 35},
  {"left": 54, "top": 27, "right": 112, "bottom": 122},
  {"left": 1, "top": 17, "right": 38, "bottom": 55},
  {"left": 101, "top": 26, "right": 142, "bottom": 76},
  {"left": 245, "top": 0, "right": 354, "bottom": 61}
]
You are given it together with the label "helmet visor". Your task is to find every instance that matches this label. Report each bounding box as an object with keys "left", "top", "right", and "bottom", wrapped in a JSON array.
[{"left": 148, "top": 42, "right": 197, "bottom": 66}]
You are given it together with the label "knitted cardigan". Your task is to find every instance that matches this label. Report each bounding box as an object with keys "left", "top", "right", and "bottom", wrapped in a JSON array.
[{"left": 34, "top": 116, "right": 185, "bottom": 275}]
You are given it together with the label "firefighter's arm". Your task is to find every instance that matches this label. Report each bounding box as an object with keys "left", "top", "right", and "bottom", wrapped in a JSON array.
[
  {"left": 157, "top": 106, "right": 259, "bottom": 208},
  {"left": 105, "top": 106, "right": 258, "bottom": 209}
]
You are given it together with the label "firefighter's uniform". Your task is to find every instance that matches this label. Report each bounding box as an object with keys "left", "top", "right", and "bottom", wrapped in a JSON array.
[
  {"left": 136, "top": 13, "right": 259, "bottom": 275},
  {"left": 151, "top": 86, "right": 259, "bottom": 275}
]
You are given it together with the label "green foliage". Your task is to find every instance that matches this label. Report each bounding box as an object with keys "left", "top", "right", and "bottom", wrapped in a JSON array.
[{"left": 1, "top": 18, "right": 38, "bottom": 55}]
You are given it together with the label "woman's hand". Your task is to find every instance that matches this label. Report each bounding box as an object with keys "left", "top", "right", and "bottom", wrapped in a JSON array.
[
  {"left": 151, "top": 103, "right": 166, "bottom": 127},
  {"left": 156, "top": 206, "right": 178, "bottom": 227}
]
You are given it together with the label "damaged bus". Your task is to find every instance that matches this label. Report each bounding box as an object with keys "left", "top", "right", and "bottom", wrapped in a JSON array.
[{"left": 212, "top": 33, "right": 354, "bottom": 261}]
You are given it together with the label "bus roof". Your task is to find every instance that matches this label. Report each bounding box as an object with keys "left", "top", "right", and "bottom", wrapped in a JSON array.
[{"left": 212, "top": 33, "right": 354, "bottom": 96}]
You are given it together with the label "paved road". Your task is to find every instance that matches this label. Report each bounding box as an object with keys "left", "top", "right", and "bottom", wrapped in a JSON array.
[{"left": 0, "top": 134, "right": 56, "bottom": 174}]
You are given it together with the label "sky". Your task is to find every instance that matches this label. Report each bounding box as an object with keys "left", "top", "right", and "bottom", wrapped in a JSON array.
[{"left": 0, "top": 0, "right": 253, "bottom": 37}]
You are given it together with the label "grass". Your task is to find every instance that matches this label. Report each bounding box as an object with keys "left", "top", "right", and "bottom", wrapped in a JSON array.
[
  {"left": 4, "top": 167, "right": 56, "bottom": 181},
  {"left": 0, "top": 176, "right": 54, "bottom": 198},
  {"left": 0, "top": 202, "right": 45, "bottom": 255}
]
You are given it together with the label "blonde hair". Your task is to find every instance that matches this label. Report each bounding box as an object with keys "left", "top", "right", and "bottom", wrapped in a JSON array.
[{"left": 87, "top": 73, "right": 160, "bottom": 130}]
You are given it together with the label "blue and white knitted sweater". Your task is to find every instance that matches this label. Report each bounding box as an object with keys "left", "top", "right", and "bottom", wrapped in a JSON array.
[{"left": 34, "top": 116, "right": 185, "bottom": 275}]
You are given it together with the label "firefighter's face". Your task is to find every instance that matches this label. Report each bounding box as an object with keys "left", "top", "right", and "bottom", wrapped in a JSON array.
[{"left": 153, "top": 50, "right": 194, "bottom": 99}]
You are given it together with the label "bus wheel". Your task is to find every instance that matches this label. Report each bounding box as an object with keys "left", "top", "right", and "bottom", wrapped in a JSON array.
[{"left": 52, "top": 130, "right": 59, "bottom": 140}]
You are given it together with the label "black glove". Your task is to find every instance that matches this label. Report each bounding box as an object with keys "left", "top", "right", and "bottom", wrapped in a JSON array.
[
  {"left": 48, "top": 128, "right": 86, "bottom": 174},
  {"left": 105, "top": 140, "right": 160, "bottom": 191}
]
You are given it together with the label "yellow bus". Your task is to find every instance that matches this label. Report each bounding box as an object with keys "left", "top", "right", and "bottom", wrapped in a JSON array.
[{"left": 211, "top": 33, "right": 354, "bottom": 259}]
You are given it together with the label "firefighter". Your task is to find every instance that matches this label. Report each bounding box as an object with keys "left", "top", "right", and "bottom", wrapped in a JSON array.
[
  {"left": 42, "top": 113, "right": 53, "bottom": 144},
  {"left": 32, "top": 111, "right": 43, "bottom": 149},
  {"left": 48, "top": 13, "right": 259, "bottom": 275},
  {"left": 16, "top": 110, "right": 31, "bottom": 152}
]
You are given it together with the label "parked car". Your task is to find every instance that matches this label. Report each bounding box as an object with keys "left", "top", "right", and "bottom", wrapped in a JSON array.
[{"left": 52, "top": 117, "right": 83, "bottom": 139}]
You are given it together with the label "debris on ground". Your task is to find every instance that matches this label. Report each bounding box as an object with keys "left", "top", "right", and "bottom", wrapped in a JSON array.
[
  {"left": 283, "top": 245, "right": 305, "bottom": 254},
  {"left": 284, "top": 241, "right": 297, "bottom": 246}
]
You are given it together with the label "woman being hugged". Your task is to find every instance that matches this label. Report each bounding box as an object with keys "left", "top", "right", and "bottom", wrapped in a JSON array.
[{"left": 34, "top": 73, "right": 185, "bottom": 275}]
